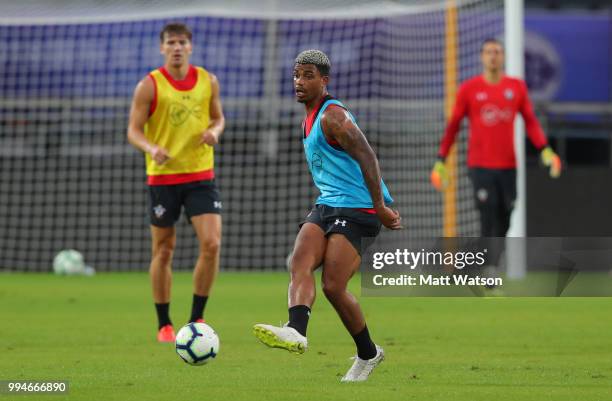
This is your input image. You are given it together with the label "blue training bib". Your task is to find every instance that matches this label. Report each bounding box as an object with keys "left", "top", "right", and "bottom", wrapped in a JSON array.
[{"left": 303, "top": 98, "right": 393, "bottom": 208}]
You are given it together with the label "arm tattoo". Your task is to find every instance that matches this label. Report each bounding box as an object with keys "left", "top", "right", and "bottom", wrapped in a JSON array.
[{"left": 322, "top": 107, "right": 385, "bottom": 208}]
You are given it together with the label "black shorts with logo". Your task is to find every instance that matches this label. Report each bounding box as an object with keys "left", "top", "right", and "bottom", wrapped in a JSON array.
[
  {"left": 468, "top": 168, "right": 516, "bottom": 237},
  {"left": 148, "top": 180, "right": 222, "bottom": 227},
  {"left": 300, "top": 204, "right": 382, "bottom": 255}
]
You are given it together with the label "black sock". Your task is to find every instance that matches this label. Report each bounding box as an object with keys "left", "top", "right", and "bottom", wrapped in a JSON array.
[
  {"left": 287, "top": 305, "right": 310, "bottom": 337},
  {"left": 189, "top": 294, "right": 209, "bottom": 322},
  {"left": 155, "top": 303, "right": 172, "bottom": 329},
  {"left": 352, "top": 325, "right": 377, "bottom": 360}
]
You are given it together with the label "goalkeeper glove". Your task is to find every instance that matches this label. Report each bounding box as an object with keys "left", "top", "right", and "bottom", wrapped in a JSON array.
[
  {"left": 540, "top": 146, "right": 562, "bottom": 178},
  {"left": 430, "top": 160, "right": 449, "bottom": 191}
]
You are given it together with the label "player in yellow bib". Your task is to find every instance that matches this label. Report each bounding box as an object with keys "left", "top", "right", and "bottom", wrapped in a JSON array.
[{"left": 127, "top": 23, "right": 225, "bottom": 342}]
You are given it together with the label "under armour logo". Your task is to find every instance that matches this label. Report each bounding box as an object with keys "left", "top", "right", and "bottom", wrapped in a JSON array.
[
  {"left": 153, "top": 204, "right": 166, "bottom": 218},
  {"left": 334, "top": 219, "right": 346, "bottom": 227},
  {"left": 214, "top": 201, "right": 222, "bottom": 209}
]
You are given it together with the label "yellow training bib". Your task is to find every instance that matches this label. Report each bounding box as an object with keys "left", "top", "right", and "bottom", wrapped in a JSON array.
[{"left": 144, "top": 66, "right": 213, "bottom": 179}]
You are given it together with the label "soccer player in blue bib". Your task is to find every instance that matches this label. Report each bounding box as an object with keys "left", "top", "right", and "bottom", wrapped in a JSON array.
[{"left": 253, "top": 50, "right": 401, "bottom": 382}]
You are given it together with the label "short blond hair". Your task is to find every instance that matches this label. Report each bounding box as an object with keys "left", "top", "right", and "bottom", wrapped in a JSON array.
[{"left": 295, "top": 49, "right": 331, "bottom": 76}]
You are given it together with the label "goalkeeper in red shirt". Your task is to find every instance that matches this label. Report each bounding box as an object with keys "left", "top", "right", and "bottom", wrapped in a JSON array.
[{"left": 431, "top": 38, "right": 561, "bottom": 268}]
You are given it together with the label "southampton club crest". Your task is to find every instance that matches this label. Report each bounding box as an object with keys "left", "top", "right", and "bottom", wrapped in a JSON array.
[
  {"left": 311, "top": 152, "right": 323, "bottom": 169},
  {"left": 168, "top": 101, "right": 203, "bottom": 126},
  {"left": 504, "top": 89, "right": 514, "bottom": 100},
  {"left": 169, "top": 102, "right": 190, "bottom": 126},
  {"left": 477, "top": 188, "right": 488, "bottom": 203},
  {"left": 153, "top": 204, "right": 166, "bottom": 219}
]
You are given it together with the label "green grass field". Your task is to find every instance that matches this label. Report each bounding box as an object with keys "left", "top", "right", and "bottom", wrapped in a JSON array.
[{"left": 2, "top": 272, "right": 612, "bottom": 401}]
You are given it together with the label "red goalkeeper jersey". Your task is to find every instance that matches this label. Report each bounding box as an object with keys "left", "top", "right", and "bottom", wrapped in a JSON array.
[{"left": 438, "top": 75, "right": 548, "bottom": 169}]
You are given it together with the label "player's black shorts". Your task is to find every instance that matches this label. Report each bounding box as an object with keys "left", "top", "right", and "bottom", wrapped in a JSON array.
[
  {"left": 148, "top": 180, "right": 221, "bottom": 227},
  {"left": 300, "top": 204, "right": 382, "bottom": 255},
  {"left": 468, "top": 168, "right": 516, "bottom": 237},
  {"left": 468, "top": 168, "right": 516, "bottom": 266}
]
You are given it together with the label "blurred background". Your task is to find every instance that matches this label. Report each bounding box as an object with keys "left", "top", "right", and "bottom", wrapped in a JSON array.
[
  {"left": 0, "top": 0, "right": 610, "bottom": 272},
  {"left": 520, "top": 0, "right": 611, "bottom": 237}
]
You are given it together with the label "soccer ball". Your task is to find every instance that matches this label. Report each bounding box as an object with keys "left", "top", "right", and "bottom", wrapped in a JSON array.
[
  {"left": 52, "top": 249, "right": 85, "bottom": 275},
  {"left": 175, "top": 322, "right": 219, "bottom": 365}
]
